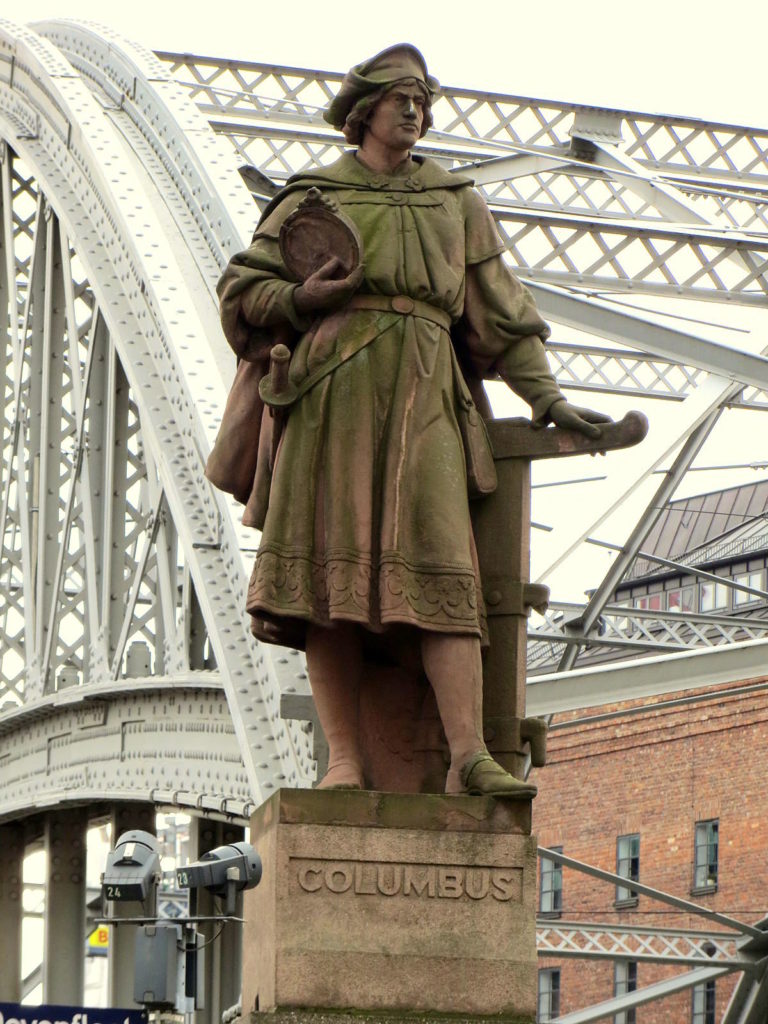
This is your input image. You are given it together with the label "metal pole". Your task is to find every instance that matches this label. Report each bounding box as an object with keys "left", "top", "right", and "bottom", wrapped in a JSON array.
[
  {"left": 558, "top": 406, "right": 725, "bottom": 673},
  {"left": 0, "top": 823, "right": 24, "bottom": 1001},
  {"left": 190, "top": 818, "right": 245, "bottom": 1024},
  {"left": 43, "top": 808, "right": 88, "bottom": 1003},
  {"left": 107, "top": 803, "right": 156, "bottom": 1009}
]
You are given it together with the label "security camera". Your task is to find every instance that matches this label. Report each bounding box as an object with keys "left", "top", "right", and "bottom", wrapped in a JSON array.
[
  {"left": 176, "top": 841, "right": 262, "bottom": 896},
  {"left": 102, "top": 829, "right": 161, "bottom": 904},
  {"left": 176, "top": 841, "right": 261, "bottom": 914}
]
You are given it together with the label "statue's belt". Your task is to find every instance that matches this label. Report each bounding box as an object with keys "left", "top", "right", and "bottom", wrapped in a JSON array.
[
  {"left": 346, "top": 294, "right": 452, "bottom": 330},
  {"left": 259, "top": 294, "right": 453, "bottom": 409}
]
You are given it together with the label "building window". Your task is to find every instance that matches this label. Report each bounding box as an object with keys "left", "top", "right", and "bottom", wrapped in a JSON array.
[
  {"left": 614, "top": 961, "right": 637, "bottom": 1024},
  {"left": 733, "top": 569, "right": 764, "bottom": 606},
  {"left": 540, "top": 847, "right": 563, "bottom": 916},
  {"left": 692, "top": 979, "right": 716, "bottom": 1024},
  {"left": 538, "top": 969, "right": 560, "bottom": 1022},
  {"left": 668, "top": 585, "right": 695, "bottom": 613},
  {"left": 700, "top": 580, "right": 728, "bottom": 611},
  {"left": 693, "top": 820, "right": 718, "bottom": 891},
  {"left": 616, "top": 834, "right": 640, "bottom": 904}
]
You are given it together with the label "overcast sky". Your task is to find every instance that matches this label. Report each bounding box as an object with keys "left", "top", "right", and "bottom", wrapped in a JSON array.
[{"left": 25, "top": 0, "right": 768, "bottom": 128}]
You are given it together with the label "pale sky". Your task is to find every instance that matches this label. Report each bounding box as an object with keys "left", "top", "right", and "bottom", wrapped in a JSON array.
[{"left": 24, "top": 0, "right": 768, "bottom": 128}]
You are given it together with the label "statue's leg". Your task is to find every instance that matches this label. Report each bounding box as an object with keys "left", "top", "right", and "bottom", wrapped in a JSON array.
[
  {"left": 306, "top": 622, "right": 365, "bottom": 789},
  {"left": 420, "top": 633, "right": 485, "bottom": 794},
  {"left": 421, "top": 632, "right": 536, "bottom": 799}
]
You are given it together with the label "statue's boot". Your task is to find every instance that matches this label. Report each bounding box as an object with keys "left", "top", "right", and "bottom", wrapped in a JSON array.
[
  {"left": 317, "top": 760, "right": 364, "bottom": 790},
  {"left": 460, "top": 751, "right": 537, "bottom": 800}
]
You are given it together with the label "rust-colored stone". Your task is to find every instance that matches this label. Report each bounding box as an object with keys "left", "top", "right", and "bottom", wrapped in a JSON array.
[{"left": 243, "top": 789, "right": 537, "bottom": 1018}]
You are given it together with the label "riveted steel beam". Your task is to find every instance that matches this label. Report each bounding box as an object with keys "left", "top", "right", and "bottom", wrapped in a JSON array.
[{"left": 0, "top": 20, "right": 316, "bottom": 811}]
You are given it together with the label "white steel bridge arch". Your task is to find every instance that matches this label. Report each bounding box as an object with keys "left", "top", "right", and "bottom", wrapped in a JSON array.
[{"left": 0, "top": 17, "right": 315, "bottom": 822}]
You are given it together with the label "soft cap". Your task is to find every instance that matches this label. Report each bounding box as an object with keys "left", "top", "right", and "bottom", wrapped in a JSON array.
[{"left": 324, "top": 44, "right": 439, "bottom": 132}]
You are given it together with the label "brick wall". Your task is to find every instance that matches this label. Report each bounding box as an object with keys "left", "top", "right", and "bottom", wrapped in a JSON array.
[{"left": 531, "top": 676, "right": 768, "bottom": 1021}]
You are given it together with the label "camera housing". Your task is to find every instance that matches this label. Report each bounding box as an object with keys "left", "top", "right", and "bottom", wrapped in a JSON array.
[
  {"left": 176, "top": 841, "right": 262, "bottom": 896},
  {"left": 102, "top": 829, "right": 161, "bottom": 904}
]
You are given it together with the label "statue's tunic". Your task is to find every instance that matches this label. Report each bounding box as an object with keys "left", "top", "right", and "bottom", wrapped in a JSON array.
[{"left": 214, "top": 153, "right": 563, "bottom": 646}]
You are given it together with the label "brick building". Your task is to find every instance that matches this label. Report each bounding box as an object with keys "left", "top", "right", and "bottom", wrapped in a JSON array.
[{"left": 531, "top": 482, "right": 768, "bottom": 1022}]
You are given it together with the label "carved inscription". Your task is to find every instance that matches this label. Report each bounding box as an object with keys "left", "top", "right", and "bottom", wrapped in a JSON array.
[{"left": 292, "top": 859, "right": 522, "bottom": 902}]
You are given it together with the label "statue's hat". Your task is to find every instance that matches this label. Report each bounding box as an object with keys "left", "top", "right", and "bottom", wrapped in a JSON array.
[{"left": 324, "top": 44, "right": 439, "bottom": 133}]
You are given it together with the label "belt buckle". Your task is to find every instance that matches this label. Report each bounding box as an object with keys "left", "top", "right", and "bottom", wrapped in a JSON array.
[{"left": 391, "top": 296, "right": 415, "bottom": 315}]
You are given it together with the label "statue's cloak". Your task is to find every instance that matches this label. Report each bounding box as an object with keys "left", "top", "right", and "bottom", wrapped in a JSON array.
[{"left": 206, "top": 153, "right": 562, "bottom": 649}]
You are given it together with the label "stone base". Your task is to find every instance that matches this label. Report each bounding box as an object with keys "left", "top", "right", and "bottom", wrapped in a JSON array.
[
  {"left": 242, "top": 789, "right": 537, "bottom": 1020},
  {"left": 248, "top": 1009, "right": 534, "bottom": 1024}
]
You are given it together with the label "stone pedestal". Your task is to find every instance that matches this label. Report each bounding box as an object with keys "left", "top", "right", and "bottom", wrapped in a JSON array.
[{"left": 242, "top": 789, "right": 537, "bottom": 1022}]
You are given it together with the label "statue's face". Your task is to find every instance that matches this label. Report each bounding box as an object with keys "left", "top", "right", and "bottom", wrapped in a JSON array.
[{"left": 364, "top": 80, "right": 426, "bottom": 152}]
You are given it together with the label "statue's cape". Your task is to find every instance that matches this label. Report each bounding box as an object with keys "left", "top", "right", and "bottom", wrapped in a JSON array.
[{"left": 256, "top": 152, "right": 474, "bottom": 226}]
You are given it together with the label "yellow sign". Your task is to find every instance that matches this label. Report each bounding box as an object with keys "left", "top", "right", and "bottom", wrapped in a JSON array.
[{"left": 86, "top": 926, "right": 109, "bottom": 954}]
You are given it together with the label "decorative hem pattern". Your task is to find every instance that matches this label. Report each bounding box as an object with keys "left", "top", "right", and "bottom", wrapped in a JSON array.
[{"left": 247, "top": 545, "right": 484, "bottom": 637}]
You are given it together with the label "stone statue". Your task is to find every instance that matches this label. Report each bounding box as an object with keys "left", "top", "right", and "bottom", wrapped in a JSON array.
[{"left": 207, "top": 44, "right": 611, "bottom": 798}]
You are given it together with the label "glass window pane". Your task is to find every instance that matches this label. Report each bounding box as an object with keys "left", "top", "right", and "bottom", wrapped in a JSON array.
[
  {"left": 701, "top": 582, "right": 728, "bottom": 611},
  {"left": 540, "top": 847, "right": 563, "bottom": 914},
  {"left": 616, "top": 834, "right": 639, "bottom": 901},
  {"left": 734, "top": 570, "right": 763, "bottom": 606},
  {"left": 538, "top": 969, "right": 560, "bottom": 1022},
  {"left": 734, "top": 573, "right": 750, "bottom": 605},
  {"left": 614, "top": 962, "right": 637, "bottom": 1024},
  {"left": 692, "top": 980, "right": 716, "bottom": 1024},
  {"left": 694, "top": 820, "right": 718, "bottom": 889}
]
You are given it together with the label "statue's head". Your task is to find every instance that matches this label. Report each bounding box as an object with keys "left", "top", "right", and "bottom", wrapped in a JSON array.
[{"left": 324, "top": 44, "right": 439, "bottom": 146}]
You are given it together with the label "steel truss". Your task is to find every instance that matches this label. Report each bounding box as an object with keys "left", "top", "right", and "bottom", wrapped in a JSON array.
[
  {"left": 537, "top": 848, "right": 768, "bottom": 1024},
  {"left": 528, "top": 602, "right": 768, "bottom": 673},
  {"left": 159, "top": 53, "right": 768, "bottom": 303},
  {"left": 0, "top": 19, "right": 315, "bottom": 820}
]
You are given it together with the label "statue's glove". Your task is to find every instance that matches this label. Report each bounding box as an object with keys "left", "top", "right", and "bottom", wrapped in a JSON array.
[
  {"left": 545, "top": 398, "right": 613, "bottom": 440},
  {"left": 293, "top": 257, "right": 365, "bottom": 315}
]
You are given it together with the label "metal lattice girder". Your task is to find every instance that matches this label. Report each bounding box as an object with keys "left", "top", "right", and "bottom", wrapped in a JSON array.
[
  {"left": 156, "top": 53, "right": 768, "bottom": 189},
  {"left": 526, "top": 637, "right": 768, "bottom": 717},
  {"left": 545, "top": 342, "right": 768, "bottom": 408},
  {"left": 495, "top": 209, "right": 768, "bottom": 304},
  {"left": 528, "top": 601, "right": 768, "bottom": 663},
  {"left": 536, "top": 920, "right": 746, "bottom": 968},
  {"left": 0, "top": 19, "right": 315, "bottom": 818},
  {"left": 545, "top": 342, "right": 706, "bottom": 401},
  {"left": 552, "top": 965, "right": 731, "bottom": 1024},
  {"left": 157, "top": 53, "right": 768, "bottom": 302},
  {"left": 536, "top": 849, "right": 768, "bottom": 1024}
]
